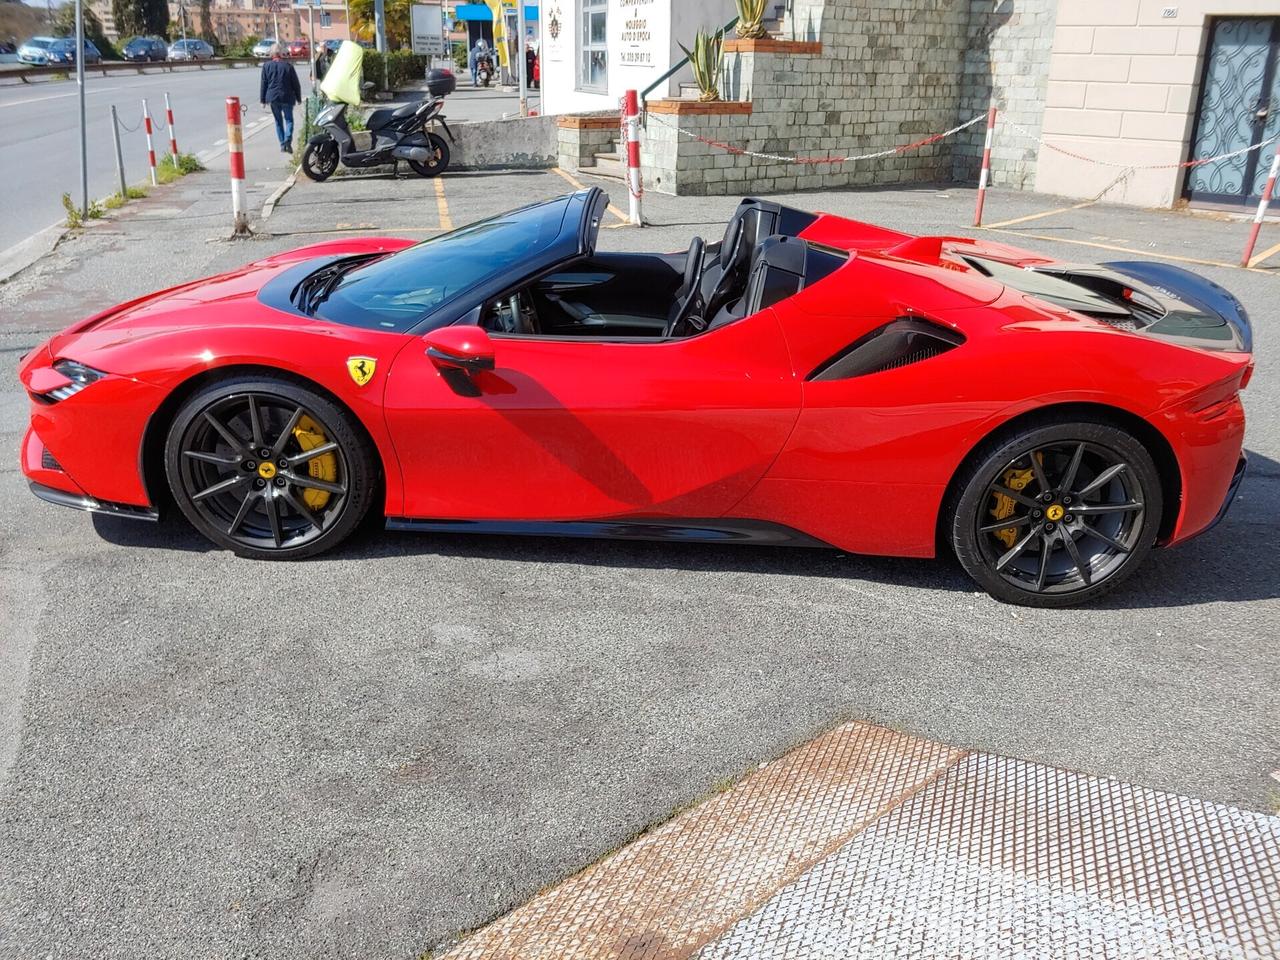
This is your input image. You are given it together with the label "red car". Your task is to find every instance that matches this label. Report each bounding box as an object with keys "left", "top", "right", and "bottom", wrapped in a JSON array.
[
  {"left": 17, "top": 189, "right": 1252, "bottom": 606},
  {"left": 285, "top": 38, "right": 309, "bottom": 58}
]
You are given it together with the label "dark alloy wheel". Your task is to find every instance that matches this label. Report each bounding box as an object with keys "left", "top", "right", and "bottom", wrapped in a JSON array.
[
  {"left": 164, "top": 377, "right": 376, "bottom": 559},
  {"left": 408, "top": 133, "right": 450, "bottom": 178},
  {"left": 301, "top": 138, "right": 339, "bottom": 181},
  {"left": 950, "top": 421, "right": 1162, "bottom": 607}
]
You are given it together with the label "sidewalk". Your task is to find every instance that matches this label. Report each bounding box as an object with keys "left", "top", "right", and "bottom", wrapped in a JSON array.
[{"left": 441, "top": 721, "right": 1279, "bottom": 960}]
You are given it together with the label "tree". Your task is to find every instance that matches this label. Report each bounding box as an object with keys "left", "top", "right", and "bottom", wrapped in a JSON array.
[
  {"left": 111, "top": 0, "right": 145, "bottom": 38},
  {"left": 348, "top": 0, "right": 413, "bottom": 49},
  {"left": 142, "top": 0, "right": 167, "bottom": 36},
  {"left": 51, "top": 2, "right": 115, "bottom": 55},
  {"left": 198, "top": 0, "right": 213, "bottom": 43}
]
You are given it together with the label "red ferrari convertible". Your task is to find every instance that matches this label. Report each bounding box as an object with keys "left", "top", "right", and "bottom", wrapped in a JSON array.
[{"left": 18, "top": 189, "right": 1252, "bottom": 606}]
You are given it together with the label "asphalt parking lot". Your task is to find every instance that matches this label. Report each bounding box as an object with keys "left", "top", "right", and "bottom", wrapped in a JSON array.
[{"left": 0, "top": 148, "right": 1277, "bottom": 958}]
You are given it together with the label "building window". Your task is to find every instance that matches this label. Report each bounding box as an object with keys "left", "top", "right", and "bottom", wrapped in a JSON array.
[
  {"left": 320, "top": 11, "right": 330, "bottom": 26},
  {"left": 578, "top": 0, "right": 606, "bottom": 91}
]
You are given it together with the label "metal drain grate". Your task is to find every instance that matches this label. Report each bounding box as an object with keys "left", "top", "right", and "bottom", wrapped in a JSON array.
[{"left": 697, "top": 753, "right": 1280, "bottom": 960}]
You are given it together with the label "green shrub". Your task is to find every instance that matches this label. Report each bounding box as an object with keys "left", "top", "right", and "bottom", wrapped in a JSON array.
[
  {"left": 156, "top": 152, "right": 205, "bottom": 184},
  {"left": 224, "top": 34, "right": 261, "bottom": 58},
  {"left": 360, "top": 50, "right": 429, "bottom": 93}
]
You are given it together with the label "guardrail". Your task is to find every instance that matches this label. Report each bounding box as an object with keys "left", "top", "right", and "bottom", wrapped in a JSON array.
[{"left": 0, "top": 58, "right": 260, "bottom": 84}]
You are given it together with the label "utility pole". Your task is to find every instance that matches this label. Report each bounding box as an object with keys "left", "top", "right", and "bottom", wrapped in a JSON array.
[
  {"left": 179, "top": 1, "right": 188, "bottom": 42},
  {"left": 373, "top": 0, "right": 385, "bottom": 52},
  {"left": 75, "top": 0, "right": 87, "bottom": 218},
  {"left": 516, "top": 0, "right": 526, "bottom": 116},
  {"left": 307, "top": 0, "right": 316, "bottom": 91}
]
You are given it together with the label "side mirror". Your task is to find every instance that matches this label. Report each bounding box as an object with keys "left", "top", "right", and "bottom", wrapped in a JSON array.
[
  {"left": 425, "top": 324, "right": 495, "bottom": 373},
  {"left": 361, "top": 81, "right": 375, "bottom": 91}
]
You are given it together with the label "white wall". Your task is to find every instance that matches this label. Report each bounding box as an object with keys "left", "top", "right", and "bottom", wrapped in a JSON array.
[{"left": 538, "top": 0, "right": 734, "bottom": 115}]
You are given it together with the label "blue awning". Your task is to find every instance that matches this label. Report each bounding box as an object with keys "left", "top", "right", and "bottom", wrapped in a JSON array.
[{"left": 454, "top": 3, "right": 538, "bottom": 20}]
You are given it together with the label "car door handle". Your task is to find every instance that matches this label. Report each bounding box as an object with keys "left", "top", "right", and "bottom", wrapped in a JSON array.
[{"left": 427, "top": 346, "right": 494, "bottom": 372}]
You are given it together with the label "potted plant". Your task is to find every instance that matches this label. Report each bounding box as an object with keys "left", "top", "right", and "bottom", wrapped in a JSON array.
[
  {"left": 678, "top": 28, "right": 725, "bottom": 102},
  {"left": 735, "top": 0, "right": 770, "bottom": 40}
]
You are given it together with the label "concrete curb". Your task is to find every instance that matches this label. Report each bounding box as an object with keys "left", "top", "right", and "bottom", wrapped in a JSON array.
[
  {"left": 0, "top": 222, "right": 66, "bottom": 284},
  {"left": 261, "top": 168, "right": 299, "bottom": 220}
]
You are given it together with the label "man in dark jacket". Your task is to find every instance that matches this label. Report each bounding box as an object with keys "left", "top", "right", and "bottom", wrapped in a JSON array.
[{"left": 260, "top": 44, "right": 303, "bottom": 153}]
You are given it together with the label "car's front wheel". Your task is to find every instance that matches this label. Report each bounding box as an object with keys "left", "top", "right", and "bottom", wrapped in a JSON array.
[
  {"left": 164, "top": 376, "right": 377, "bottom": 559},
  {"left": 949, "top": 420, "right": 1162, "bottom": 607}
]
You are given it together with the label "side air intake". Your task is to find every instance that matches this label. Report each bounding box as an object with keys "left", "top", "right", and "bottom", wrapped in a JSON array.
[{"left": 808, "top": 318, "right": 964, "bottom": 381}]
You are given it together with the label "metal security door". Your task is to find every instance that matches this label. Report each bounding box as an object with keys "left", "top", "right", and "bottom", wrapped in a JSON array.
[{"left": 1186, "top": 18, "right": 1280, "bottom": 205}]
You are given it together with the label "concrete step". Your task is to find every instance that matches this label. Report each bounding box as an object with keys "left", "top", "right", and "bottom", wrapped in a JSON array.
[{"left": 590, "top": 152, "right": 625, "bottom": 179}]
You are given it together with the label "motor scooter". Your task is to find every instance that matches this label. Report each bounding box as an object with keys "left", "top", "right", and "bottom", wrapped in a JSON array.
[
  {"left": 301, "top": 69, "right": 456, "bottom": 181},
  {"left": 476, "top": 52, "right": 495, "bottom": 87}
]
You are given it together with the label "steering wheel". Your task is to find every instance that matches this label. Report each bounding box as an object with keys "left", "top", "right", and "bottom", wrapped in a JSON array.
[{"left": 663, "top": 236, "right": 706, "bottom": 338}]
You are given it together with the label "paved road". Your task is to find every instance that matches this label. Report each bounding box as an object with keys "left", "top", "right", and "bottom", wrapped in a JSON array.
[
  {"left": 0, "top": 161, "right": 1275, "bottom": 959},
  {"left": 0, "top": 69, "right": 541, "bottom": 256},
  {"left": 0, "top": 66, "right": 269, "bottom": 253}
]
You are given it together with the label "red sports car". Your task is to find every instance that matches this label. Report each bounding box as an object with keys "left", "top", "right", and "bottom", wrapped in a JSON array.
[{"left": 17, "top": 189, "right": 1252, "bottom": 606}]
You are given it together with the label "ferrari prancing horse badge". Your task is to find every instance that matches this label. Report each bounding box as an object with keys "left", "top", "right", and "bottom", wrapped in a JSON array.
[{"left": 347, "top": 356, "right": 376, "bottom": 386}]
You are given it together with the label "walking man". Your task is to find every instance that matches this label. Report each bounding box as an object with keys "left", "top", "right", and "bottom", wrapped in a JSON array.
[{"left": 260, "top": 43, "right": 302, "bottom": 154}]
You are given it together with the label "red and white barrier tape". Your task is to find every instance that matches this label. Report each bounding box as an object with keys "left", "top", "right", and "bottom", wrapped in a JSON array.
[
  {"left": 644, "top": 110, "right": 987, "bottom": 165},
  {"left": 1006, "top": 120, "right": 1280, "bottom": 171}
]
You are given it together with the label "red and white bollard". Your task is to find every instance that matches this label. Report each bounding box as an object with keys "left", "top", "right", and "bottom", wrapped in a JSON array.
[
  {"left": 973, "top": 104, "right": 997, "bottom": 227},
  {"left": 622, "top": 89, "right": 643, "bottom": 226},
  {"left": 1241, "top": 149, "right": 1280, "bottom": 266},
  {"left": 164, "top": 92, "right": 179, "bottom": 167},
  {"left": 225, "top": 96, "right": 250, "bottom": 236},
  {"left": 142, "top": 98, "right": 158, "bottom": 186}
]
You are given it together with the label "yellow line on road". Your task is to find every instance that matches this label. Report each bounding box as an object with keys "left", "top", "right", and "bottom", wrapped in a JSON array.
[
  {"left": 981, "top": 200, "right": 1095, "bottom": 229},
  {"left": 552, "top": 166, "right": 629, "bottom": 224},
  {"left": 1247, "top": 238, "right": 1280, "bottom": 268},
  {"left": 983, "top": 226, "right": 1268, "bottom": 273},
  {"left": 434, "top": 176, "right": 453, "bottom": 232}
]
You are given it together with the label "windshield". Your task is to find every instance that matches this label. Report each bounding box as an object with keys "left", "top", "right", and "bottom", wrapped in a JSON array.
[
  {"left": 27, "top": 38, "right": 53, "bottom": 49},
  {"left": 311, "top": 196, "right": 571, "bottom": 331}
]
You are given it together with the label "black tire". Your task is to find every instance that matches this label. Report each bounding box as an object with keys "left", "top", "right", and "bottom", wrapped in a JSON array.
[
  {"left": 408, "top": 133, "right": 450, "bottom": 177},
  {"left": 163, "top": 376, "right": 377, "bottom": 560},
  {"left": 301, "top": 138, "right": 339, "bottom": 181},
  {"left": 948, "top": 420, "right": 1162, "bottom": 607}
]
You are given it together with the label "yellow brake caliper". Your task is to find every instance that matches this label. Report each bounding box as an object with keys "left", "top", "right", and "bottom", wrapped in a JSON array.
[
  {"left": 292, "top": 415, "right": 338, "bottom": 510},
  {"left": 990, "top": 465, "right": 1034, "bottom": 549}
]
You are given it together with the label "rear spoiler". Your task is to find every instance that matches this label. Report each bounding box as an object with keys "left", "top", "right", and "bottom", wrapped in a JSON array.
[{"left": 1103, "top": 261, "right": 1252, "bottom": 353}]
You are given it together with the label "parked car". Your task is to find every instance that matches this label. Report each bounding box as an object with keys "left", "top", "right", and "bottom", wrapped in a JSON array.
[
  {"left": 168, "top": 38, "right": 215, "bottom": 61},
  {"left": 121, "top": 36, "right": 168, "bottom": 62},
  {"left": 285, "top": 38, "right": 309, "bottom": 58},
  {"left": 46, "top": 38, "right": 102, "bottom": 65},
  {"left": 323, "top": 39, "right": 343, "bottom": 54},
  {"left": 17, "top": 36, "right": 58, "bottom": 65},
  {"left": 252, "top": 37, "right": 277, "bottom": 58}
]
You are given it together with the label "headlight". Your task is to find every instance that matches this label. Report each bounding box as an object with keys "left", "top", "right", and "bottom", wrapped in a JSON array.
[{"left": 46, "top": 359, "right": 107, "bottom": 401}]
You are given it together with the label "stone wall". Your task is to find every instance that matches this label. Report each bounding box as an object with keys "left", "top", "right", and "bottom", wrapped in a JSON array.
[
  {"left": 641, "top": 0, "right": 973, "bottom": 196},
  {"left": 952, "top": 0, "right": 1058, "bottom": 190}
]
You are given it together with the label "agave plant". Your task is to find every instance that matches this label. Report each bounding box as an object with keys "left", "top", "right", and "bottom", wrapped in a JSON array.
[
  {"left": 679, "top": 28, "right": 725, "bottom": 102},
  {"left": 735, "top": 0, "right": 770, "bottom": 39}
]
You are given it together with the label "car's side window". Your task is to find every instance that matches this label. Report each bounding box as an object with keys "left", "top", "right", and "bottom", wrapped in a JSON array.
[{"left": 480, "top": 254, "right": 681, "bottom": 341}]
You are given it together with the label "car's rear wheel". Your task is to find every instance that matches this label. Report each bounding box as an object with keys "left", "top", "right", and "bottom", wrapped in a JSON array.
[
  {"left": 949, "top": 420, "right": 1162, "bottom": 607},
  {"left": 164, "top": 376, "right": 377, "bottom": 559}
]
